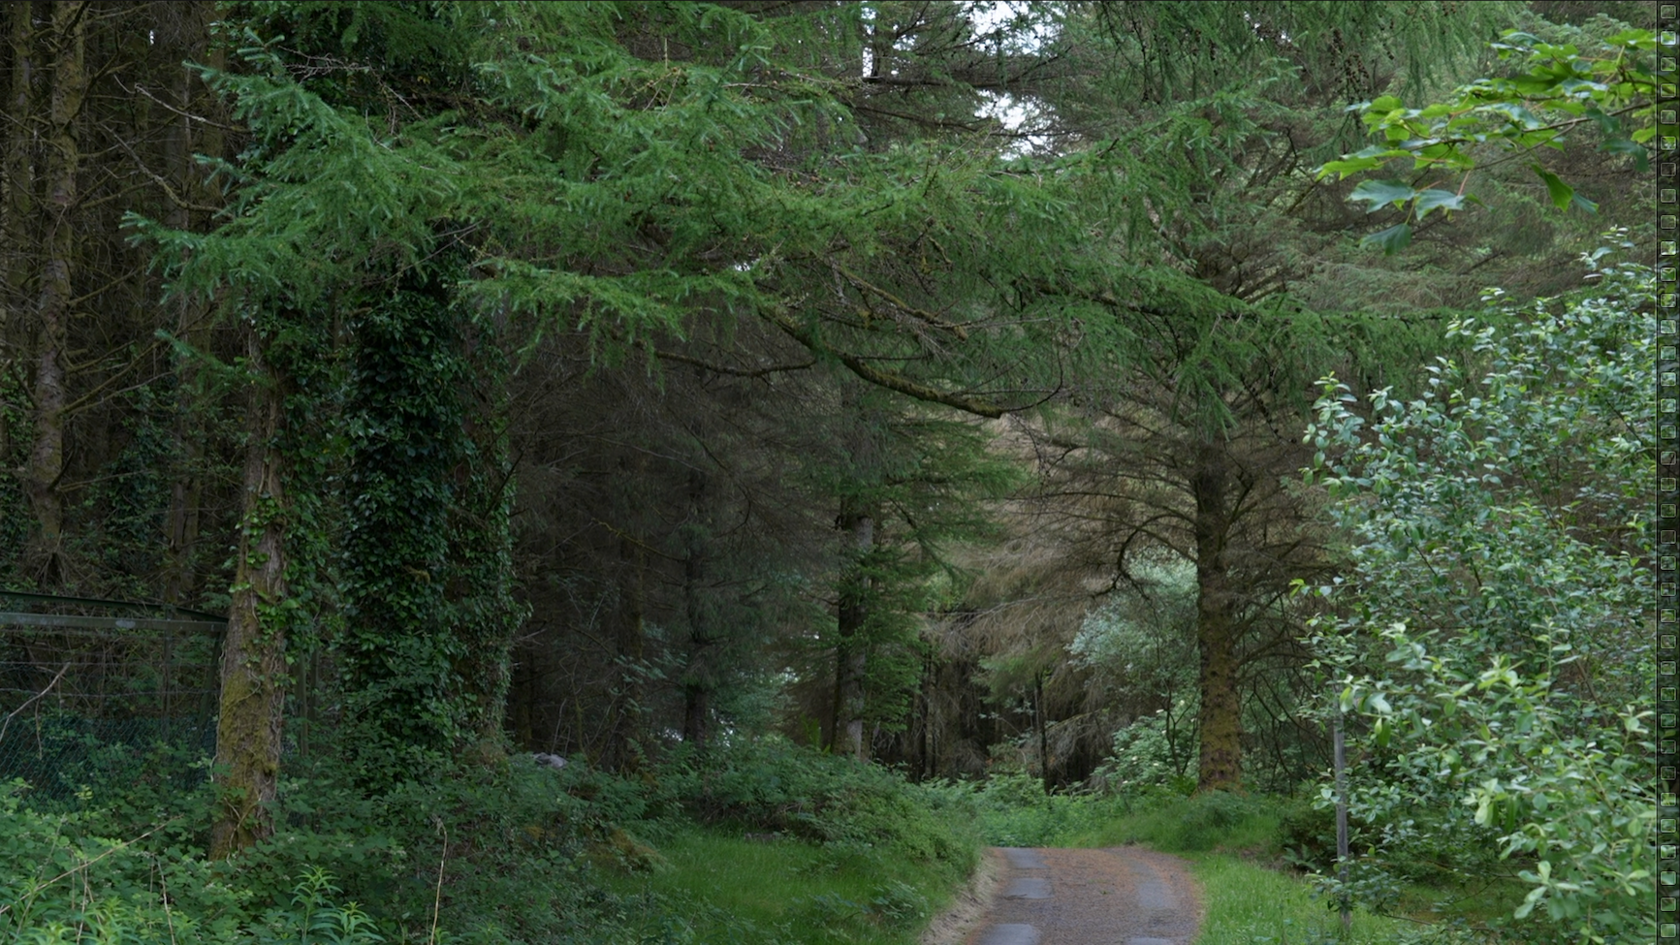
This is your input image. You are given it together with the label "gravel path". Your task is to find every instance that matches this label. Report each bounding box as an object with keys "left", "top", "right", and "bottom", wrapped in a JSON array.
[{"left": 933, "top": 846, "right": 1203, "bottom": 945}]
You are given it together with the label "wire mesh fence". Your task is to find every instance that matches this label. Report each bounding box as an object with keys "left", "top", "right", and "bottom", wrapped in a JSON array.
[{"left": 0, "top": 593, "right": 223, "bottom": 804}]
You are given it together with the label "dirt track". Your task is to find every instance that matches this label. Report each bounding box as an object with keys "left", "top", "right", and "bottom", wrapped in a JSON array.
[{"left": 924, "top": 846, "right": 1204, "bottom": 945}]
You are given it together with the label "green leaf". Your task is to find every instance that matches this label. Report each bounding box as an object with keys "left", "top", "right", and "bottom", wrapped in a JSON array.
[
  {"left": 1349, "top": 180, "right": 1417, "bottom": 212},
  {"left": 1603, "top": 136, "right": 1649, "bottom": 171},
  {"left": 1485, "top": 102, "right": 1544, "bottom": 129},
  {"left": 1316, "top": 156, "right": 1385, "bottom": 179},
  {"left": 1361, "top": 223, "right": 1412, "bottom": 255},
  {"left": 1531, "top": 164, "right": 1574, "bottom": 211},
  {"left": 1414, "top": 189, "right": 1466, "bottom": 218}
]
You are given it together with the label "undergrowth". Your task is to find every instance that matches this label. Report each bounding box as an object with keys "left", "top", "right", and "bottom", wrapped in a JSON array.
[{"left": 0, "top": 733, "right": 976, "bottom": 944}]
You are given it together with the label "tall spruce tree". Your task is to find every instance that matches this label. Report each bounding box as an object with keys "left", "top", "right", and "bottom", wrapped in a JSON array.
[{"left": 973, "top": 1, "right": 1530, "bottom": 792}]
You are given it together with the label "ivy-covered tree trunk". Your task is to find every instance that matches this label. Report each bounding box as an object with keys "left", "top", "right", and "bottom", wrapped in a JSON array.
[
  {"left": 339, "top": 268, "right": 520, "bottom": 770},
  {"left": 1191, "top": 441, "right": 1242, "bottom": 793},
  {"left": 22, "top": 0, "right": 85, "bottom": 585},
  {"left": 209, "top": 317, "right": 290, "bottom": 860},
  {"left": 832, "top": 499, "right": 874, "bottom": 762},
  {"left": 340, "top": 276, "right": 460, "bottom": 770},
  {"left": 444, "top": 315, "right": 520, "bottom": 759}
]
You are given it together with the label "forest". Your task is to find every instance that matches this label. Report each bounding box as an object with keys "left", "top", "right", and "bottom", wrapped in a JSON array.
[{"left": 0, "top": 2, "right": 1665, "bottom": 943}]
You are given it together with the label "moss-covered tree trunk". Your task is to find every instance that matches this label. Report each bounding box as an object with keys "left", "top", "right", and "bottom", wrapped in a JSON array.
[
  {"left": 22, "top": 0, "right": 85, "bottom": 585},
  {"left": 209, "top": 318, "right": 289, "bottom": 860},
  {"left": 1191, "top": 440, "right": 1242, "bottom": 793}
]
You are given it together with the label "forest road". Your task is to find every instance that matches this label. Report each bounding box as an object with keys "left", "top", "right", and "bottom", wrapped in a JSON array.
[{"left": 929, "top": 845, "right": 1203, "bottom": 945}]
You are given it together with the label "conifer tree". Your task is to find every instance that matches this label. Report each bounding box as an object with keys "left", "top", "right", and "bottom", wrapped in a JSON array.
[{"left": 979, "top": 0, "right": 1534, "bottom": 792}]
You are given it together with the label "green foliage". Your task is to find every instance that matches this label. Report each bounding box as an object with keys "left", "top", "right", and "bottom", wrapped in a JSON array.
[
  {"left": 924, "top": 771, "right": 1129, "bottom": 848},
  {"left": 819, "top": 407, "right": 1026, "bottom": 736},
  {"left": 1090, "top": 707, "right": 1199, "bottom": 793},
  {"left": 656, "top": 737, "right": 975, "bottom": 878},
  {"left": 1319, "top": 27, "right": 1665, "bottom": 251},
  {"left": 3, "top": 715, "right": 214, "bottom": 816},
  {"left": 1108, "top": 791, "right": 1280, "bottom": 855},
  {"left": 1303, "top": 253, "right": 1656, "bottom": 944},
  {"left": 1072, "top": 554, "right": 1201, "bottom": 788},
  {"left": 0, "top": 781, "right": 379, "bottom": 944},
  {"left": 2, "top": 733, "right": 982, "bottom": 944}
]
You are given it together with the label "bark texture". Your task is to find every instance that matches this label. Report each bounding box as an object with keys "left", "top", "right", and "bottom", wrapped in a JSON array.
[
  {"left": 1191, "top": 441, "right": 1242, "bottom": 793},
  {"left": 209, "top": 322, "right": 289, "bottom": 860},
  {"left": 22, "top": 0, "right": 85, "bottom": 584}
]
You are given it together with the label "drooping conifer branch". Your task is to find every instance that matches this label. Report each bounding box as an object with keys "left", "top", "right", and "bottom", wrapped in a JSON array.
[{"left": 765, "top": 307, "right": 1005, "bottom": 418}]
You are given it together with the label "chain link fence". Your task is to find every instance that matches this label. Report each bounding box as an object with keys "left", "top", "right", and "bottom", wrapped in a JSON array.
[{"left": 0, "top": 593, "right": 223, "bottom": 804}]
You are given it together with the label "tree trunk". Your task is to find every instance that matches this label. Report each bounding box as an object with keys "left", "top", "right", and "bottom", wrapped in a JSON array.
[
  {"left": 601, "top": 521, "right": 646, "bottom": 770},
  {"left": 209, "top": 317, "right": 289, "bottom": 860},
  {"left": 681, "top": 470, "right": 713, "bottom": 748},
  {"left": 832, "top": 499, "right": 873, "bottom": 761},
  {"left": 162, "top": 0, "right": 218, "bottom": 603},
  {"left": 23, "top": 0, "right": 84, "bottom": 585},
  {"left": 3, "top": 1, "right": 36, "bottom": 343},
  {"left": 1191, "top": 441, "right": 1242, "bottom": 793}
]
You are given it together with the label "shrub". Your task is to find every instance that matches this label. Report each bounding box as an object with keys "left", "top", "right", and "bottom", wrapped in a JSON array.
[
  {"left": 0, "top": 781, "right": 379, "bottom": 944},
  {"left": 654, "top": 737, "right": 976, "bottom": 881},
  {"left": 1305, "top": 254, "right": 1657, "bottom": 944}
]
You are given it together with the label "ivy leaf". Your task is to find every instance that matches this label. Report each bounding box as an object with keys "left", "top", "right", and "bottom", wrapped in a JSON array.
[
  {"left": 1361, "top": 223, "right": 1412, "bottom": 255},
  {"left": 1349, "top": 179, "right": 1417, "bottom": 213},
  {"left": 1414, "top": 189, "right": 1466, "bottom": 218}
]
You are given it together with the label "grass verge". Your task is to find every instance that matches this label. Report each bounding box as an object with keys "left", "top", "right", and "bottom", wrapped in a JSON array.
[{"left": 1184, "top": 852, "right": 1414, "bottom": 945}]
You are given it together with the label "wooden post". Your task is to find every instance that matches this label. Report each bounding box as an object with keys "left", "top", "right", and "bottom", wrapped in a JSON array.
[{"left": 1334, "top": 702, "right": 1351, "bottom": 936}]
